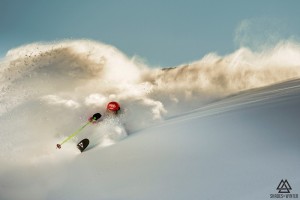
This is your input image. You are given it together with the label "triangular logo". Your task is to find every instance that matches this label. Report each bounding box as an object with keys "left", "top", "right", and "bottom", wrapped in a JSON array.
[{"left": 277, "top": 179, "right": 292, "bottom": 193}]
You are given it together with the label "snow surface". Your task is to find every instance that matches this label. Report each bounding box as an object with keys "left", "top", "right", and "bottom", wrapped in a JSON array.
[{"left": 0, "top": 40, "right": 300, "bottom": 200}]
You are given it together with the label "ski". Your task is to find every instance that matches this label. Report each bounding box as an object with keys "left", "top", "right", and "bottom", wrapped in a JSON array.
[{"left": 77, "top": 138, "right": 89, "bottom": 152}]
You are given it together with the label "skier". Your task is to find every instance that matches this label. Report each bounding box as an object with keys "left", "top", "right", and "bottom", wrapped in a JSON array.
[
  {"left": 56, "top": 102, "right": 121, "bottom": 150},
  {"left": 88, "top": 101, "right": 120, "bottom": 122}
]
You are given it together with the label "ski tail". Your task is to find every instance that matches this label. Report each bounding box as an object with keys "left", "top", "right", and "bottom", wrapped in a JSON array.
[{"left": 77, "top": 138, "right": 90, "bottom": 152}]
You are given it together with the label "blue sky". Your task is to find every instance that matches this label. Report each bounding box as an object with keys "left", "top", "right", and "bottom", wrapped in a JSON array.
[{"left": 1, "top": 0, "right": 300, "bottom": 66}]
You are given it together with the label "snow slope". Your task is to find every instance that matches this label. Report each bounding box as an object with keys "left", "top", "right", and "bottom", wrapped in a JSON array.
[{"left": 0, "top": 40, "right": 300, "bottom": 199}]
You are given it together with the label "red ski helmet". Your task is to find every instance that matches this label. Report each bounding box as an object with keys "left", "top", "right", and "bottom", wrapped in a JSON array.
[{"left": 107, "top": 101, "right": 120, "bottom": 112}]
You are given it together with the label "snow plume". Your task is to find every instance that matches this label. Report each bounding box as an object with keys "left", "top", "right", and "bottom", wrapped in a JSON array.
[
  {"left": 1, "top": 39, "right": 300, "bottom": 163},
  {"left": 144, "top": 41, "right": 300, "bottom": 115}
]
